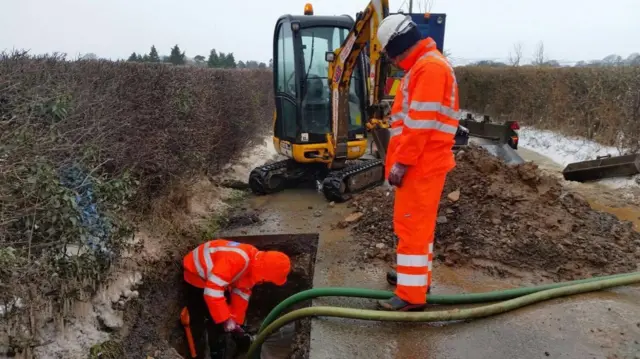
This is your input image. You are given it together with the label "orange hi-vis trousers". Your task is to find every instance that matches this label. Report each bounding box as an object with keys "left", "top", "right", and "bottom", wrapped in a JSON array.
[{"left": 393, "top": 171, "right": 447, "bottom": 304}]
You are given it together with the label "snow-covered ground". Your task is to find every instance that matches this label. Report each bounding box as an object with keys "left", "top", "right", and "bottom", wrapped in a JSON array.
[
  {"left": 518, "top": 126, "right": 639, "bottom": 189},
  {"left": 459, "top": 110, "right": 638, "bottom": 190}
]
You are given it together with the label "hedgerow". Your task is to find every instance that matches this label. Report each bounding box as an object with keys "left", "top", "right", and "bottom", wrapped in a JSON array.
[
  {"left": 456, "top": 65, "right": 640, "bottom": 150},
  {"left": 0, "top": 51, "right": 272, "bottom": 350}
]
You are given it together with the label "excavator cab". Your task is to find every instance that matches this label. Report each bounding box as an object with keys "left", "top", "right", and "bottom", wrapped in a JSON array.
[{"left": 271, "top": 12, "right": 369, "bottom": 163}]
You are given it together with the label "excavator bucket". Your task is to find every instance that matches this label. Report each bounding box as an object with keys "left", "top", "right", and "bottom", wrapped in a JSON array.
[{"left": 370, "top": 127, "right": 391, "bottom": 160}]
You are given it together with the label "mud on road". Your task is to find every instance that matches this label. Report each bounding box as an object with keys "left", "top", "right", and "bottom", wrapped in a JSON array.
[{"left": 348, "top": 146, "right": 640, "bottom": 282}]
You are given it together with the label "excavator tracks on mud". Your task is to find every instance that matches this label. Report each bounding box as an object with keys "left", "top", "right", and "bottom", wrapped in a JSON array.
[
  {"left": 322, "top": 159, "right": 385, "bottom": 202},
  {"left": 249, "top": 158, "right": 325, "bottom": 195},
  {"left": 249, "top": 159, "right": 292, "bottom": 195},
  {"left": 249, "top": 158, "right": 385, "bottom": 202}
]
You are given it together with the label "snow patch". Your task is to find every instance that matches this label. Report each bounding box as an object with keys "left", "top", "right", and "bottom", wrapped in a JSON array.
[
  {"left": 219, "top": 135, "right": 281, "bottom": 182},
  {"left": 0, "top": 297, "right": 24, "bottom": 317},
  {"left": 518, "top": 126, "right": 639, "bottom": 189},
  {"left": 459, "top": 110, "right": 638, "bottom": 190},
  {"left": 31, "top": 271, "right": 143, "bottom": 359}
]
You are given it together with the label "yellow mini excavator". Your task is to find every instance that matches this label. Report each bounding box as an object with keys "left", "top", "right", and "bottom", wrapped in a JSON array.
[
  {"left": 248, "top": 1, "right": 395, "bottom": 203},
  {"left": 248, "top": 1, "right": 464, "bottom": 202}
]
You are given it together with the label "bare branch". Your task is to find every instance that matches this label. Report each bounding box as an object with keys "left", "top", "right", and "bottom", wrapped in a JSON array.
[
  {"left": 532, "top": 41, "right": 545, "bottom": 65},
  {"left": 508, "top": 42, "right": 523, "bottom": 66}
]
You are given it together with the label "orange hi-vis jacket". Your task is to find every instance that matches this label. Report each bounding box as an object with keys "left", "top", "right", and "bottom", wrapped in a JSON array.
[
  {"left": 384, "top": 37, "right": 460, "bottom": 179},
  {"left": 183, "top": 239, "right": 258, "bottom": 325}
]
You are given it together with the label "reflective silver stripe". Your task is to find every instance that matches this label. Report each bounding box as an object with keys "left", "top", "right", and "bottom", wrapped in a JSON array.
[
  {"left": 409, "top": 101, "right": 459, "bottom": 119},
  {"left": 396, "top": 273, "right": 428, "bottom": 287},
  {"left": 209, "top": 246, "right": 250, "bottom": 283},
  {"left": 207, "top": 274, "right": 228, "bottom": 287},
  {"left": 389, "top": 127, "right": 402, "bottom": 137},
  {"left": 397, "top": 254, "right": 429, "bottom": 267},
  {"left": 203, "top": 241, "right": 213, "bottom": 274},
  {"left": 403, "top": 117, "right": 458, "bottom": 135},
  {"left": 232, "top": 288, "right": 250, "bottom": 301},
  {"left": 389, "top": 113, "right": 404, "bottom": 123},
  {"left": 423, "top": 52, "right": 458, "bottom": 111},
  {"left": 388, "top": 49, "right": 458, "bottom": 137},
  {"left": 428, "top": 260, "right": 433, "bottom": 271},
  {"left": 191, "top": 243, "right": 206, "bottom": 279},
  {"left": 429, "top": 243, "right": 433, "bottom": 253},
  {"left": 193, "top": 243, "right": 251, "bottom": 286},
  {"left": 204, "top": 288, "right": 225, "bottom": 298},
  {"left": 389, "top": 50, "right": 439, "bottom": 127}
]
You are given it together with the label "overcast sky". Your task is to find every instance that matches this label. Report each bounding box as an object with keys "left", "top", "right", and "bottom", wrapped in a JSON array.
[{"left": 2, "top": 0, "right": 638, "bottom": 65}]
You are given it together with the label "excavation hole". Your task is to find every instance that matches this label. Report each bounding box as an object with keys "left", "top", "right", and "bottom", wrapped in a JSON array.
[{"left": 120, "top": 233, "right": 319, "bottom": 359}]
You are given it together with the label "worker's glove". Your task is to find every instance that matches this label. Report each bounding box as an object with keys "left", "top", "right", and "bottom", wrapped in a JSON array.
[
  {"left": 223, "top": 318, "right": 244, "bottom": 333},
  {"left": 388, "top": 163, "right": 407, "bottom": 187}
]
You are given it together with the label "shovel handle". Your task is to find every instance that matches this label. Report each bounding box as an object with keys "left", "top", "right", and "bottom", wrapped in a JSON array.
[
  {"left": 180, "top": 307, "right": 197, "bottom": 358},
  {"left": 184, "top": 326, "right": 197, "bottom": 358}
]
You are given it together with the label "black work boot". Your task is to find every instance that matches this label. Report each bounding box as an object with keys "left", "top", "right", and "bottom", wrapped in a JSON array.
[{"left": 386, "top": 270, "right": 398, "bottom": 285}]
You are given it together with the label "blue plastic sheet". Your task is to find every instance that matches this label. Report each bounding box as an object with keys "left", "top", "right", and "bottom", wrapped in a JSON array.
[{"left": 59, "top": 165, "right": 113, "bottom": 255}]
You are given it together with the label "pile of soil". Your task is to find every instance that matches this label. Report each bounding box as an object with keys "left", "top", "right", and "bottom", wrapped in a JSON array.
[{"left": 346, "top": 146, "right": 640, "bottom": 281}]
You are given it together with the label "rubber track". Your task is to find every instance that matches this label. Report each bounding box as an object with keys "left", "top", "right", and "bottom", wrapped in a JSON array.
[
  {"left": 248, "top": 159, "right": 290, "bottom": 195},
  {"left": 322, "top": 159, "right": 385, "bottom": 203}
]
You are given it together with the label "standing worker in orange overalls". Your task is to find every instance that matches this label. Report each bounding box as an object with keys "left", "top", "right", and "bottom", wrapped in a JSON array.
[
  {"left": 182, "top": 238, "right": 291, "bottom": 358},
  {"left": 375, "top": 14, "right": 459, "bottom": 311}
]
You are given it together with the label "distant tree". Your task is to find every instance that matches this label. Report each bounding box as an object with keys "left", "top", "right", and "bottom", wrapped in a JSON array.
[
  {"left": 194, "top": 55, "right": 206, "bottom": 64},
  {"left": 268, "top": 58, "right": 273, "bottom": 68},
  {"left": 627, "top": 53, "right": 640, "bottom": 65},
  {"left": 508, "top": 42, "right": 523, "bottom": 66},
  {"left": 245, "top": 60, "right": 259, "bottom": 69},
  {"left": 168, "top": 44, "right": 186, "bottom": 65},
  {"left": 542, "top": 60, "right": 561, "bottom": 67},
  {"left": 238, "top": 60, "right": 246, "bottom": 68},
  {"left": 532, "top": 41, "right": 545, "bottom": 66},
  {"left": 148, "top": 45, "right": 160, "bottom": 62},
  {"left": 80, "top": 53, "right": 98, "bottom": 60},
  {"left": 127, "top": 52, "right": 139, "bottom": 62},
  {"left": 224, "top": 53, "right": 237, "bottom": 68},
  {"left": 218, "top": 51, "right": 227, "bottom": 67},
  {"left": 207, "top": 49, "right": 220, "bottom": 67},
  {"left": 258, "top": 62, "right": 267, "bottom": 69},
  {"left": 473, "top": 60, "right": 507, "bottom": 67},
  {"left": 602, "top": 54, "right": 623, "bottom": 66}
]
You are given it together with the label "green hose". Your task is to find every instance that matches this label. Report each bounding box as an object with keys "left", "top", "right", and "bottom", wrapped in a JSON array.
[
  {"left": 259, "top": 271, "right": 637, "bottom": 331},
  {"left": 248, "top": 272, "right": 640, "bottom": 358}
]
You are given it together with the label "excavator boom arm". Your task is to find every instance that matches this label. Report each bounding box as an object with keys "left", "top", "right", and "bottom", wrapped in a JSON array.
[{"left": 326, "top": 0, "right": 390, "bottom": 168}]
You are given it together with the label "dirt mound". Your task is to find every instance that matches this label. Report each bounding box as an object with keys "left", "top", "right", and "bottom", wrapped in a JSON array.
[{"left": 347, "top": 147, "right": 640, "bottom": 281}]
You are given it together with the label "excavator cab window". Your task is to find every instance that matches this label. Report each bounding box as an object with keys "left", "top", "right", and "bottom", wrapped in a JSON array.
[
  {"left": 272, "top": 15, "right": 367, "bottom": 145},
  {"left": 299, "top": 26, "right": 365, "bottom": 139},
  {"left": 274, "top": 21, "right": 299, "bottom": 142}
]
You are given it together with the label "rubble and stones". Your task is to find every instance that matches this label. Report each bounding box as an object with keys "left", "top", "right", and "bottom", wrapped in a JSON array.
[{"left": 347, "top": 147, "right": 640, "bottom": 281}]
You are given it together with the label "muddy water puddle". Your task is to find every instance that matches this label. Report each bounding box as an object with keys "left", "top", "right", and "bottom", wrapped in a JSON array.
[{"left": 588, "top": 200, "right": 640, "bottom": 231}]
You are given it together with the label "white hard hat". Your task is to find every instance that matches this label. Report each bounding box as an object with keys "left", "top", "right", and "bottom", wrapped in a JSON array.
[{"left": 377, "top": 14, "right": 416, "bottom": 50}]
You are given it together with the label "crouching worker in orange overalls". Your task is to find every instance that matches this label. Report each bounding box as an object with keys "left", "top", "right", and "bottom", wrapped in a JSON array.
[
  {"left": 182, "top": 238, "right": 291, "bottom": 358},
  {"left": 375, "top": 14, "right": 460, "bottom": 311}
]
